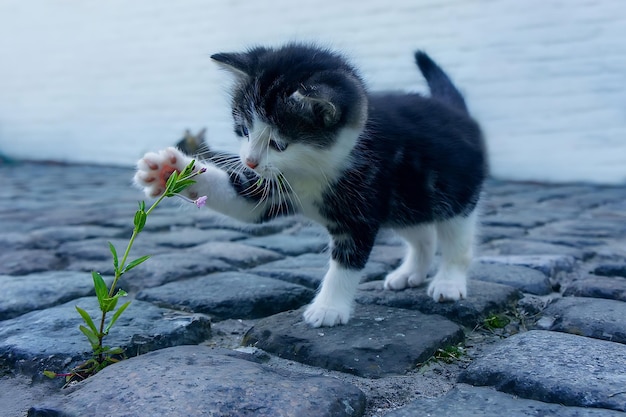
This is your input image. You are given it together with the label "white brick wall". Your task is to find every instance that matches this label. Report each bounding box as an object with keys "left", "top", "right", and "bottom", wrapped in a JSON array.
[{"left": 0, "top": 0, "right": 625, "bottom": 183}]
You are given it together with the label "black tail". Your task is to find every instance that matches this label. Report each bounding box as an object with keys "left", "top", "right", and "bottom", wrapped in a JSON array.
[{"left": 415, "top": 51, "right": 468, "bottom": 114}]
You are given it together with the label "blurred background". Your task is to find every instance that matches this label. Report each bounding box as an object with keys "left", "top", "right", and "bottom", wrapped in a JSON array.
[{"left": 0, "top": 0, "right": 624, "bottom": 183}]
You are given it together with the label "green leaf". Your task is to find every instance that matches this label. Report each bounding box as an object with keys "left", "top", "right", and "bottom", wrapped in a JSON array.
[
  {"left": 484, "top": 314, "right": 511, "bottom": 330},
  {"left": 106, "top": 346, "right": 125, "bottom": 355},
  {"left": 75, "top": 306, "right": 99, "bottom": 336},
  {"left": 133, "top": 209, "right": 147, "bottom": 233},
  {"left": 101, "top": 288, "right": 128, "bottom": 313},
  {"left": 138, "top": 201, "right": 146, "bottom": 211},
  {"left": 165, "top": 170, "right": 179, "bottom": 193},
  {"left": 105, "top": 301, "right": 131, "bottom": 334},
  {"left": 92, "top": 271, "right": 108, "bottom": 309},
  {"left": 122, "top": 255, "right": 151, "bottom": 273},
  {"left": 43, "top": 370, "right": 57, "bottom": 379},
  {"left": 101, "top": 296, "right": 118, "bottom": 313},
  {"left": 108, "top": 242, "right": 119, "bottom": 271},
  {"left": 171, "top": 179, "right": 197, "bottom": 194},
  {"left": 180, "top": 160, "right": 196, "bottom": 178},
  {"left": 79, "top": 325, "right": 100, "bottom": 349}
]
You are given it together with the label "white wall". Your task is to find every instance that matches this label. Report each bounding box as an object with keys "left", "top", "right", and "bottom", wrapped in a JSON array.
[{"left": 0, "top": 0, "right": 625, "bottom": 183}]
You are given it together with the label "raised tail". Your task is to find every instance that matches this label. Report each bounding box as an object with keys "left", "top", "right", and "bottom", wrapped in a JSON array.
[{"left": 415, "top": 51, "right": 468, "bottom": 114}]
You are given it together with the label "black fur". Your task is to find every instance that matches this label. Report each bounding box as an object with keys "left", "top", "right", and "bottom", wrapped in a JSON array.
[{"left": 211, "top": 44, "right": 487, "bottom": 270}]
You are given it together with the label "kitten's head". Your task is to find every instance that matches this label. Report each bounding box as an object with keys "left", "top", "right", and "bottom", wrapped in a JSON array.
[{"left": 211, "top": 43, "right": 367, "bottom": 182}]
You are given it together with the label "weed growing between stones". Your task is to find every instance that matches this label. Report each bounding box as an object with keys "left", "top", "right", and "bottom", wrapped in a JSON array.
[
  {"left": 418, "top": 342, "right": 469, "bottom": 370},
  {"left": 44, "top": 160, "right": 206, "bottom": 385}
]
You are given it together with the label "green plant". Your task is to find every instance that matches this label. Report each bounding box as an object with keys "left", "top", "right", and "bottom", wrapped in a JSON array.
[
  {"left": 45, "top": 160, "right": 206, "bottom": 384},
  {"left": 418, "top": 343, "right": 468, "bottom": 370}
]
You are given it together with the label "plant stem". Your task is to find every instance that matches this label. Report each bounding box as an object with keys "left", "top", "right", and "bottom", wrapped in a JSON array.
[{"left": 107, "top": 193, "right": 166, "bottom": 298}]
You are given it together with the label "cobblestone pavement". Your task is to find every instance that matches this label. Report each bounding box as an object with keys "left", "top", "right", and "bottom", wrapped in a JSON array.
[{"left": 1, "top": 161, "right": 625, "bottom": 417}]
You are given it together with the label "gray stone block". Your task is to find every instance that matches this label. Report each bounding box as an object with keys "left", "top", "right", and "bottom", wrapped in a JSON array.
[
  {"left": 0, "top": 297, "right": 211, "bottom": 378},
  {"left": 243, "top": 304, "right": 464, "bottom": 378},
  {"left": 189, "top": 241, "right": 284, "bottom": 268},
  {"left": 0, "top": 271, "right": 109, "bottom": 320},
  {"left": 563, "top": 274, "right": 626, "bottom": 302},
  {"left": 541, "top": 297, "right": 626, "bottom": 344},
  {"left": 136, "top": 272, "right": 314, "bottom": 321},
  {"left": 143, "top": 227, "right": 247, "bottom": 248},
  {"left": 470, "top": 261, "right": 553, "bottom": 295},
  {"left": 244, "top": 233, "right": 329, "bottom": 256},
  {"left": 459, "top": 330, "right": 626, "bottom": 412},
  {"left": 385, "top": 384, "right": 625, "bottom": 417},
  {"left": 478, "top": 254, "right": 576, "bottom": 277},
  {"left": 28, "top": 346, "right": 366, "bottom": 417},
  {"left": 356, "top": 280, "right": 521, "bottom": 326},
  {"left": 0, "top": 249, "right": 66, "bottom": 275},
  {"left": 118, "top": 252, "right": 234, "bottom": 291}
]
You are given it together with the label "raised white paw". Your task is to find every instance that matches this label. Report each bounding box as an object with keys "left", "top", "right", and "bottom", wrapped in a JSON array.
[
  {"left": 303, "top": 301, "right": 351, "bottom": 328},
  {"left": 134, "top": 147, "right": 189, "bottom": 198},
  {"left": 427, "top": 274, "right": 467, "bottom": 302}
]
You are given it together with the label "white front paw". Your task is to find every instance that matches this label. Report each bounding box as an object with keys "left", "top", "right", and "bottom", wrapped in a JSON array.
[
  {"left": 303, "top": 301, "right": 351, "bottom": 328},
  {"left": 427, "top": 275, "right": 467, "bottom": 302},
  {"left": 134, "top": 147, "right": 188, "bottom": 198}
]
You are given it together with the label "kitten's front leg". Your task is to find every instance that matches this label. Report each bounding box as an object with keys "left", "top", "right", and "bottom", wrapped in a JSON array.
[
  {"left": 303, "top": 232, "right": 376, "bottom": 327},
  {"left": 303, "top": 260, "right": 362, "bottom": 327},
  {"left": 134, "top": 147, "right": 261, "bottom": 223}
]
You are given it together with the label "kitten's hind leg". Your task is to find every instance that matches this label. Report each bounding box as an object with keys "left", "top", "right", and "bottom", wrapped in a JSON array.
[
  {"left": 428, "top": 211, "right": 478, "bottom": 302},
  {"left": 384, "top": 224, "right": 436, "bottom": 290}
]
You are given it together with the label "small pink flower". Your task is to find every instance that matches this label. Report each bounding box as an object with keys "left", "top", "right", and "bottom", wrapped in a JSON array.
[{"left": 194, "top": 196, "right": 207, "bottom": 208}]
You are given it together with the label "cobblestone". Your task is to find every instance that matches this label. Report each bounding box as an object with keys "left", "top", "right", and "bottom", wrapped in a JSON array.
[{"left": 0, "top": 161, "right": 625, "bottom": 416}]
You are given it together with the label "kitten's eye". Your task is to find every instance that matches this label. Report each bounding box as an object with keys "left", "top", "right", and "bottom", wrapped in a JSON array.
[
  {"left": 269, "top": 139, "right": 288, "bottom": 152},
  {"left": 241, "top": 126, "right": 249, "bottom": 138}
]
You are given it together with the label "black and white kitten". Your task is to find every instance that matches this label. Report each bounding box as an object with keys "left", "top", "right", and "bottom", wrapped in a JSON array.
[{"left": 135, "top": 43, "right": 487, "bottom": 328}]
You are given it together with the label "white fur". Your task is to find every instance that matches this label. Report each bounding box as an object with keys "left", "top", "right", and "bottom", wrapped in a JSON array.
[
  {"left": 384, "top": 223, "right": 437, "bottom": 290},
  {"left": 427, "top": 211, "right": 478, "bottom": 301},
  {"left": 303, "top": 260, "right": 362, "bottom": 328},
  {"left": 241, "top": 120, "right": 360, "bottom": 224},
  {"left": 134, "top": 147, "right": 262, "bottom": 223}
]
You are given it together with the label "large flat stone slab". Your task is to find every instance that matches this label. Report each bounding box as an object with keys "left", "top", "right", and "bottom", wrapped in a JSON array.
[
  {"left": 385, "top": 384, "right": 625, "bottom": 417},
  {"left": 0, "top": 271, "right": 108, "bottom": 320},
  {"left": 28, "top": 346, "right": 366, "bottom": 417},
  {"left": 540, "top": 297, "right": 626, "bottom": 344},
  {"left": 0, "top": 297, "right": 211, "bottom": 378},
  {"left": 136, "top": 272, "right": 314, "bottom": 321},
  {"left": 243, "top": 304, "right": 464, "bottom": 378},
  {"left": 470, "top": 261, "right": 553, "bottom": 295},
  {"left": 356, "top": 280, "right": 521, "bottom": 327},
  {"left": 459, "top": 330, "right": 626, "bottom": 412}
]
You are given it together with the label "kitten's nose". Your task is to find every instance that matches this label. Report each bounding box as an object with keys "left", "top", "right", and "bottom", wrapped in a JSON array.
[{"left": 245, "top": 158, "right": 258, "bottom": 169}]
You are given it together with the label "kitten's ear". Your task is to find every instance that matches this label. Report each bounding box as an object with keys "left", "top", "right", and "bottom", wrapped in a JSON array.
[
  {"left": 290, "top": 86, "right": 342, "bottom": 128},
  {"left": 197, "top": 128, "right": 206, "bottom": 140},
  {"left": 211, "top": 47, "right": 269, "bottom": 78},
  {"left": 211, "top": 52, "right": 251, "bottom": 78}
]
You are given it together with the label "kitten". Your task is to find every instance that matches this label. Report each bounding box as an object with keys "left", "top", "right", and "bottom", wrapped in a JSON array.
[{"left": 135, "top": 43, "right": 487, "bottom": 328}]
